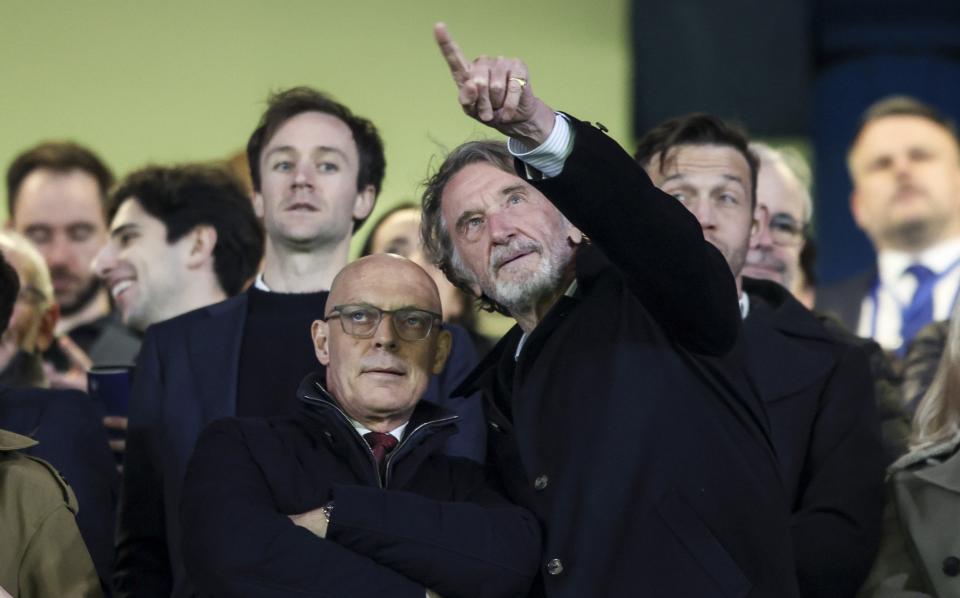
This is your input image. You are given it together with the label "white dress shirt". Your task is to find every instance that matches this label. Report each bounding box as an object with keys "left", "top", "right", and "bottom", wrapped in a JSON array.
[{"left": 857, "top": 238, "right": 960, "bottom": 350}]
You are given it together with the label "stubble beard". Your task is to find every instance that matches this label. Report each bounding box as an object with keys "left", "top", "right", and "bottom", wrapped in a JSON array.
[{"left": 484, "top": 235, "right": 575, "bottom": 316}]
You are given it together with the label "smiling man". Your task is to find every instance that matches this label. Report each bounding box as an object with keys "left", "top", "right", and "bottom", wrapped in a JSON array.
[
  {"left": 179, "top": 254, "right": 539, "bottom": 597},
  {"left": 93, "top": 165, "right": 263, "bottom": 332},
  {"left": 6, "top": 141, "right": 140, "bottom": 380},
  {"left": 818, "top": 96, "right": 960, "bottom": 352}
]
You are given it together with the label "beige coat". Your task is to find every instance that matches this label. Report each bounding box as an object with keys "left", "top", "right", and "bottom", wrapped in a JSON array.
[
  {"left": 0, "top": 429, "right": 102, "bottom": 597},
  {"left": 859, "top": 431, "right": 960, "bottom": 597}
]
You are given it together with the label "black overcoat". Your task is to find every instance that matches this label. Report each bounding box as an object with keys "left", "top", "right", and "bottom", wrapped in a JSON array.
[
  {"left": 458, "top": 116, "right": 800, "bottom": 597},
  {"left": 742, "top": 277, "right": 885, "bottom": 597}
]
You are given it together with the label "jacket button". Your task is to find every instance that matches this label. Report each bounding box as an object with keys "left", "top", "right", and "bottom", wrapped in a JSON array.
[
  {"left": 944, "top": 556, "right": 960, "bottom": 577},
  {"left": 546, "top": 558, "right": 563, "bottom": 575},
  {"left": 534, "top": 474, "right": 549, "bottom": 491}
]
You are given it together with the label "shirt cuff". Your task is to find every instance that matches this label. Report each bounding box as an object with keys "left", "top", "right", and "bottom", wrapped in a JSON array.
[{"left": 507, "top": 113, "right": 573, "bottom": 179}]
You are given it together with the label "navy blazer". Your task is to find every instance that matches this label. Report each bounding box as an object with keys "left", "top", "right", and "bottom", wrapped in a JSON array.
[
  {"left": 115, "top": 291, "right": 485, "bottom": 598},
  {"left": 743, "top": 277, "right": 885, "bottom": 597},
  {"left": 0, "top": 384, "right": 118, "bottom": 592}
]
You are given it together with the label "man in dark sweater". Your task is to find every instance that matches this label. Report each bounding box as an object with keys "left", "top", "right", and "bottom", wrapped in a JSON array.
[
  {"left": 180, "top": 254, "right": 540, "bottom": 597},
  {"left": 115, "top": 89, "right": 485, "bottom": 597}
]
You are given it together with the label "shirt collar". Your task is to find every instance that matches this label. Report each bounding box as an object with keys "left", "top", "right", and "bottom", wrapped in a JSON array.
[
  {"left": 253, "top": 272, "right": 271, "bottom": 292},
  {"left": 739, "top": 291, "right": 751, "bottom": 320},
  {"left": 878, "top": 238, "right": 960, "bottom": 284},
  {"left": 349, "top": 417, "right": 407, "bottom": 442}
]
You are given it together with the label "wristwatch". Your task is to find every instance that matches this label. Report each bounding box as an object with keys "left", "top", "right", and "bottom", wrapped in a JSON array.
[{"left": 320, "top": 500, "right": 335, "bottom": 524}]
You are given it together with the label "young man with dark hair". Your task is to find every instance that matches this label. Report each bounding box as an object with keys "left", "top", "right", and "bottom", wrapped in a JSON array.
[
  {"left": 636, "top": 113, "right": 885, "bottom": 597},
  {"left": 818, "top": 95, "right": 960, "bottom": 352},
  {"left": 115, "top": 88, "right": 483, "bottom": 597},
  {"left": 93, "top": 164, "right": 264, "bottom": 332},
  {"left": 6, "top": 141, "right": 140, "bottom": 375}
]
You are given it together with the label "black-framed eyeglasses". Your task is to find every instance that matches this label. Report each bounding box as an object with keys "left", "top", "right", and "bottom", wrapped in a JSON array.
[
  {"left": 768, "top": 213, "right": 808, "bottom": 247},
  {"left": 324, "top": 304, "right": 442, "bottom": 341}
]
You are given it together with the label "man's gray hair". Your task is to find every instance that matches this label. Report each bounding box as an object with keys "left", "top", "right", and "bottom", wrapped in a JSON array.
[
  {"left": 420, "top": 140, "right": 517, "bottom": 315},
  {"left": 750, "top": 142, "right": 814, "bottom": 224}
]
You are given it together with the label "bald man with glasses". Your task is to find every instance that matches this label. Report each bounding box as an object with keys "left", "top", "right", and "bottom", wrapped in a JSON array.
[{"left": 179, "top": 254, "right": 540, "bottom": 598}]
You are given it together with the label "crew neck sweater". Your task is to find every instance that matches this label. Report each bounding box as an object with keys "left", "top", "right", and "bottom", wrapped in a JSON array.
[{"left": 236, "top": 287, "right": 329, "bottom": 418}]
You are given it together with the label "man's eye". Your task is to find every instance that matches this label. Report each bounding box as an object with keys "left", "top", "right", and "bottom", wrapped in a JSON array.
[
  {"left": 348, "top": 310, "right": 374, "bottom": 323},
  {"left": 24, "top": 229, "right": 51, "bottom": 245},
  {"left": 118, "top": 233, "right": 138, "bottom": 247},
  {"left": 68, "top": 226, "right": 95, "bottom": 242},
  {"left": 317, "top": 162, "right": 339, "bottom": 173},
  {"left": 507, "top": 193, "right": 524, "bottom": 205},
  {"left": 717, "top": 193, "right": 738, "bottom": 205},
  {"left": 404, "top": 315, "right": 428, "bottom": 328},
  {"left": 466, "top": 216, "right": 484, "bottom": 230},
  {"left": 670, "top": 192, "right": 687, "bottom": 202},
  {"left": 272, "top": 161, "right": 293, "bottom": 172}
]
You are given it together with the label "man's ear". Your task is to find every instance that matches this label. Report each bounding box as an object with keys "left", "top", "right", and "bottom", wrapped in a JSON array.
[
  {"left": 352, "top": 185, "right": 376, "bottom": 222},
  {"left": 849, "top": 190, "right": 865, "bottom": 228},
  {"left": 567, "top": 225, "right": 584, "bottom": 246},
  {"left": 312, "top": 319, "right": 331, "bottom": 366},
  {"left": 431, "top": 328, "right": 452, "bottom": 375},
  {"left": 253, "top": 192, "right": 265, "bottom": 219},
  {"left": 185, "top": 225, "right": 218, "bottom": 269},
  {"left": 34, "top": 302, "right": 60, "bottom": 352}
]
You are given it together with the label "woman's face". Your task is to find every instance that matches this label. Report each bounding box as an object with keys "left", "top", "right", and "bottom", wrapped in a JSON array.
[{"left": 369, "top": 208, "right": 464, "bottom": 321}]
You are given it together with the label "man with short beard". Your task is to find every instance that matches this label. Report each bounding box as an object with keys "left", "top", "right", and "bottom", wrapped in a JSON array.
[
  {"left": 423, "top": 24, "right": 798, "bottom": 597},
  {"left": 6, "top": 142, "right": 141, "bottom": 380},
  {"left": 818, "top": 96, "right": 960, "bottom": 353}
]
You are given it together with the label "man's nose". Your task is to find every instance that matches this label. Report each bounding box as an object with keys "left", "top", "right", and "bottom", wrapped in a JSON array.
[
  {"left": 45, "top": 233, "right": 73, "bottom": 268},
  {"left": 487, "top": 209, "right": 516, "bottom": 243},
  {"left": 690, "top": 199, "right": 716, "bottom": 229},
  {"left": 91, "top": 242, "right": 117, "bottom": 279},
  {"left": 372, "top": 313, "right": 399, "bottom": 350},
  {"left": 293, "top": 159, "right": 316, "bottom": 187}
]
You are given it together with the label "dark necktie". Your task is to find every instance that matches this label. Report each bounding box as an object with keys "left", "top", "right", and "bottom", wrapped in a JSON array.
[
  {"left": 900, "top": 264, "right": 937, "bottom": 350},
  {"left": 364, "top": 431, "right": 398, "bottom": 477}
]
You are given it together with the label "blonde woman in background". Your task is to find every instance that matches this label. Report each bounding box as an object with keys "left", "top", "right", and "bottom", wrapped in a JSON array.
[{"left": 860, "top": 307, "right": 960, "bottom": 597}]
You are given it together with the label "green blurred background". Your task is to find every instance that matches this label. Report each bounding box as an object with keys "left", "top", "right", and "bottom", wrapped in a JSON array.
[{"left": 0, "top": 0, "right": 631, "bottom": 255}]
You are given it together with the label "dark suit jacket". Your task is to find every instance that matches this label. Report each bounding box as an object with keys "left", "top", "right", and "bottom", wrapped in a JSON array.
[
  {"left": 816, "top": 269, "right": 875, "bottom": 334},
  {"left": 115, "top": 291, "right": 485, "bottom": 598},
  {"left": 743, "top": 277, "right": 885, "bottom": 598},
  {"left": 458, "top": 116, "right": 799, "bottom": 597},
  {"left": 0, "top": 384, "right": 118, "bottom": 592},
  {"left": 180, "top": 373, "right": 540, "bottom": 597}
]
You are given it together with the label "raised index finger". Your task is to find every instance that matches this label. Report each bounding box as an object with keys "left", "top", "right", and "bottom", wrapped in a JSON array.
[{"left": 434, "top": 22, "right": 470, "bottom": 84}]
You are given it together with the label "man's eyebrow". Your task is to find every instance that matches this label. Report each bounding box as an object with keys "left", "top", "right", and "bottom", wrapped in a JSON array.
[
  {"left": 500, "top": 184, "right": 526, "bottom": 196},
  {"left": 110, "top": 223, "right": 139, "bottom": 238},
  {"left": 263, "top": 145, "right": 352, "bottom": 162}
]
